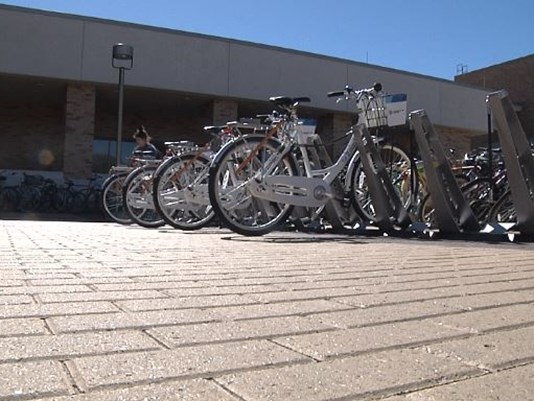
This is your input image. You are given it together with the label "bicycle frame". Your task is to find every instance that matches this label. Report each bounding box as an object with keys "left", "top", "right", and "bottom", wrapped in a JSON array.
[{"left": 246, "top": 127, "right": 361, "bottom": 208}]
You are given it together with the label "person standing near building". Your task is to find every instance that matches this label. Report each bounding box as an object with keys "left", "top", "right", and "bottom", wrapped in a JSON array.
[{"left": 132, "top": 126, "right": 162, "bottom": 159}]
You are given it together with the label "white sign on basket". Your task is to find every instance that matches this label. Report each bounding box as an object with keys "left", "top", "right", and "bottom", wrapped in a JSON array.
[{"left": 384, "top": 93, "right": 408, "bottom": 127}]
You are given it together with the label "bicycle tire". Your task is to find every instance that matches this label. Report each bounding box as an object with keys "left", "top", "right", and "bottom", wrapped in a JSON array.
[
  {"left": 488, "top": 189, "right": 515, "bottom": 224},
  {"left": 416, "top": 175, "right": 471, "bottom": 223},
  {"left": 18, "top": 186, "right": 40, "bottom": 213},
  {"left": 460, "top": 178, "right": 495, "bottom": 226},
  {"left": 0, "top": 187, "right": 19, "bottom": 212},
  {"left": 418, "top": 178, "right": 495, "bottom": 227},
  {"left": 123, "top": 166, "right": 165, "bottom": 228},
  {"left": 208, "top": 135, "right": 297, "bottom": 236},
  {"left": 351, "top": 143, "right": 416, "bottom": 222},
  {"left": 68, "top": 191, "right": 86, "bottom": 214},
  {"left": 86, "top": 188, "right": 102, "bottom": 213},
  {"left": 101, "top": 174, "right": 133, "bottom": 224},
  {"left": 152, "top": 154, "right": 215, "bottom": 230}
]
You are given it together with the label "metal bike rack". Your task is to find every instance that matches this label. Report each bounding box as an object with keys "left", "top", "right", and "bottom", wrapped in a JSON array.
[
  {"left": 410, "top": 110, "right": 481, "bottom": 233},
  {"left": 300, "top": 133, "right": 354, "bottom": 231},
  {"left": 353, "top": 124, "right": 412, "bottom": 232},
  {"left": 487, "top": 90, "right": 534, "bottom": 235}
]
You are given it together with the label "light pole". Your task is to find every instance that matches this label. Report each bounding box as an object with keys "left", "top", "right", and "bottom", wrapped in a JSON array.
[{"left": 112, "top": 43, "right": 134, "bottom": 165}]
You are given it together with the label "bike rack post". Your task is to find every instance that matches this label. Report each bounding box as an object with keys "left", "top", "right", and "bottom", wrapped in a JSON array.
[
  {"left": 308, "top": 133, "right": 353, "bottom": 231},
  {"left": 409, "top": 110, "right": 481, "bottom": 233},
  {"left": 353, "top": 124, "right": 412, "bottom": 232},
  {"left": 487, "top": 90, "right": 534, "bottom": 234}
]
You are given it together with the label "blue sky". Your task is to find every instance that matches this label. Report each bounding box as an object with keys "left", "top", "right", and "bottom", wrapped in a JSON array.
[{"left": 1, "top": 0, "right": 533, "bottom": 79}]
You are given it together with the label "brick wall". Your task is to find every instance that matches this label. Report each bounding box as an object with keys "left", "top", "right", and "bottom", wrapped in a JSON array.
[
  {"left": 434, "top": 125, "right": 486, "bottom": 161},
  {"left": 0, "top": 99, "right": 64, "bottom": 171},
  {"left": 455, "top": 54, "right": 534, "bottom": 138},
  {"left": 63, "top": 84, "right": 96, "bottom": 179},
  {"left": 316, "top": 113, "right": 353, "bottom": 159},
  {"left": 211, "top": 99, "right": 238, "bottom": 126},
  {"left": 94, "top": 103, "right": 212, "bottom": 145}
]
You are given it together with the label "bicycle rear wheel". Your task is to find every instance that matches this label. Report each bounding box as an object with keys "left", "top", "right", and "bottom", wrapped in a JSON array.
[
  {"left": 418, "top": 178, "right": 495, "bottom": 227},
  {"left": 208, "top": 135, "right": 297, "bottom": 236},
  {"left": 18, "top": 186, "right": 40, "bottom": 212},
  {"left": 488, "top": 189, "right": 515, "bottom": 224},
  {"left": 0, "top": 187, "right": 19, "bottom": 212},
  {"left": 460, "top": 178, "right": 495, "bottom": 226},
  {"left": 153, "top": 154, "right": 215, "bottom": 230}
]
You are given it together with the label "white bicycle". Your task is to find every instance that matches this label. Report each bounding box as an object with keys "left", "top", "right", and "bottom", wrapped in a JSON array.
[{"left": 208, "top": 83, "right": 414, "bottom": 236}]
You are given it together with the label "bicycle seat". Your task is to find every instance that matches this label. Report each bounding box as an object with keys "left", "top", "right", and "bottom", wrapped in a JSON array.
[
  {"left": 269, "top": 96, "right": 311, "bottom": 107},
  {"left": 165, "top": 140, "right": 197, "bottom": 146},
  {"left": 203, "top": 125, "right": 227, "bottom": 134}
]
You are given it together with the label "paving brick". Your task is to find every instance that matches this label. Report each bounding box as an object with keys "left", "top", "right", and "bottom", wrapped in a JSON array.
[
  {"left": 428, "top": 304, "right": 534, "bottom": 333},
  {"left": 47, "top": 309, "right": 216, "bottom": 333},
  {"left": 45, "top": 378, "right": 239, "bottom": 401},
  {"left": 22, "top": 273, "right": 79, "bottom": 280},
  {"left": 354, "top": 276, "right": 534, "bottom": 294},
  {"left": 273, "top": 279, "right": 369, "bottom": 291},
  {"left": 385, "top": 363, "right": 534, "bottom": 401},
  {"left": 27, "top": 277, "right": 135, "bottom": 286},
  {"left": 243, "top": 287, "right": 363, "bottom": 303},
  {"left": 211, "top": 299, "right": 353, "bottom": 321},
  {"left": 0, "top": 330, "right": 160, "bottom": 363},
  {"left": 68, "top": 340, "right": 309, "bottom": 391},
  {"left": 148, "top": 316, "right": 334, "bottom": 347},
  {"left": 0, "top": 294, "right": 33, "bottom": 305},
  {"left": 162, "top": 284, "right": 283, "bottom": 297},
  {"left": 216, "top": 347, "right": 479, "bottom": 401},
  {"left": 439, "top": 289, "right": 534, "bottom": 310},
  {"left": 116, "top": 294, "right": 260, "bottom": 312},
  {"left": 37, "top": 290, "right": 168, "bottom": 303},
  {"left": 0, "top": 360, "right": 73, "bottom": 399},
  {"left": 306, "top": 299, "right": 462, "bottom": 329},
  {"left": 0, "top": 279, "right": 24, "bottom": 287},
  {"left": 0, "top": 285, "right": 93, "bottom": 295},
  {"left": 426, "top": 326, "right": 534, "bottom": 369},
  {"left": 0, "top": 301, "right": 118, "bottom": 319},
  {"left": 335, "top": 282, "right": 534, "bottom": 308},
  {"left": 273, "top": 319, "right": 471, "bottom": 361},
  {"left": 0, "top": 317, "right": 48, "bottom": 336}
]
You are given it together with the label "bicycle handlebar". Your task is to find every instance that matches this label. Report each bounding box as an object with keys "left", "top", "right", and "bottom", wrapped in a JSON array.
[{"left": 327, "top": 82, "right": 382, "bottom": 99}]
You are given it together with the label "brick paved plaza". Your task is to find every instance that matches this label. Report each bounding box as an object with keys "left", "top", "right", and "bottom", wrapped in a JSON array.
[{"left": 1, "top": 219, "right": 534, "bottom": 400}]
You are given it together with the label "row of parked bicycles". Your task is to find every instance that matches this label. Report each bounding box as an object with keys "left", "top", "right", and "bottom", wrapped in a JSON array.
[
  {"left": 0, "top": 172, "right": 103, "bottom": 214},
  {"left": 100, "top": 83, "right": 517, "bottom": 236}
]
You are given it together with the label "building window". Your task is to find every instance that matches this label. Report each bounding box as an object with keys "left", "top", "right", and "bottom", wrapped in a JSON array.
[{"left": 93, "top": 138, "right": 136, "bottom": 173}]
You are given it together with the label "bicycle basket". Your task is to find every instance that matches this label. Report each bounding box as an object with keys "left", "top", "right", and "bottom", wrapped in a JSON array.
[{"left": 357, "top": 95, "right": 388, "bottom": 128}]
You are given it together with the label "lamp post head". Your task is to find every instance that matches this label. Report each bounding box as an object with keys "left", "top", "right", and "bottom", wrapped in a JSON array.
[{"left": 112, "top": 43, "right": 134, "bottom": 69}]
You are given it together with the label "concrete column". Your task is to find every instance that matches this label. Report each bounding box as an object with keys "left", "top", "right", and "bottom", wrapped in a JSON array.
[
  {"left": 211, "top": 99, "right": 238, "bottom": 126},
  {"left": 316, "top": 113, "right": 353, "bottom": 159},
  {"left": 63, "top": 84, "right": 96, "bottom": 179}
]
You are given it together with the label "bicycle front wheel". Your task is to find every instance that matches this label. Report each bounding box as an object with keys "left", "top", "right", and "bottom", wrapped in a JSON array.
[
  {"left": 123, "top": 166, "right": 165, "bottom": 228},
  {"left": 351, "top": 143, "right": 416, "bottom": 222},
  {"left": 208, "top": 135, "right": 297, "bottom": 236},
  {"left": 101, "top": 174, "right": 132, "bottom": 225}
]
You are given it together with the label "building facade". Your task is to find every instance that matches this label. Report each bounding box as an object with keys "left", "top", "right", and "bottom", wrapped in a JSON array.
[{"left": 0, "top": 5, "right": 490, "bottom": 179}]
